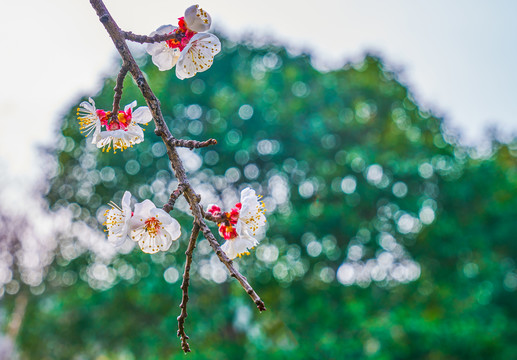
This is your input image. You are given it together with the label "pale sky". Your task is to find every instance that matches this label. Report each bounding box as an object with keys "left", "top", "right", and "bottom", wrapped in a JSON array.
[{"left": 0, "top": 0, "right": 516, "bottom": 199}]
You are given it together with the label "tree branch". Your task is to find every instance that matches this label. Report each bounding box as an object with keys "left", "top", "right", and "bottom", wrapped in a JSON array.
[
  {"left": 123, "top": 30, "right": 184, "bottom": 44},
  {"left": 162, "top": 184, "right": 186, "bottom": 213},
  {"left": 177, "top": 223, "right": 200, "bottom": 353},
  {"left": 170, "top": 138, "right": 217, "bottom": 150},
  {"left": 204, "top": 211, "right": 225, "bottom": 223},
  {"left": 88, "top": 1, "right": 267, "bottom": 350},
  {"left": 111, "top": 63, "right": 129, "bottom": 121}
]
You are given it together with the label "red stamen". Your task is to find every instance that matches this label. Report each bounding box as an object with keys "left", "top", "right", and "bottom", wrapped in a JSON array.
[{"left": 145, "top": 217, "right": 161, "bottom": 236}]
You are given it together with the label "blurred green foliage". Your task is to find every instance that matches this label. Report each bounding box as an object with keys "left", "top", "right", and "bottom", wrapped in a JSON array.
[{"left": 5, "top": 37, "right": 517, "bottom": 359}]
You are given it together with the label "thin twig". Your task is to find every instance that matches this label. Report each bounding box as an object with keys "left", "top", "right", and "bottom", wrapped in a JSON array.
[
  {"left": 111, "top": 63, "right": 129, "bottom": 121},
  {"left": 204, "top": 211, "right": 225, "bottom": 223},
  {"left": 123, "top": 30, "right": 184, "bottom": 44},
  {"left": 177, "top": 223, "right": 200, "bottom": 353},
  {"left": 171, "top": 138, "right": 217, "bottom": 150},
  {"left": 162, "top": 184, "right": 186, "bottom": 213}
]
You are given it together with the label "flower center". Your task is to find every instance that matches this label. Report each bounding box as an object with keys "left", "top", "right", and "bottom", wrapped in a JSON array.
[
  {"left": 98, "top": 108, "right": 133, "bottom": 131},
  {"left": 165, "top": 17, "right": 196, "bottom": 51},
  {"left": 144, "top": 217, "right": 162, "bottom": 237},
  {"left": 219, "top": 223, "right": 238, "bottom": 240}
]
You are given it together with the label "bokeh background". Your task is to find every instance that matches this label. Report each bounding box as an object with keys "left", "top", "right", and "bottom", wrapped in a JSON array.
[{"left": 1, "top": 1, "right": 517, "bottom": 359}]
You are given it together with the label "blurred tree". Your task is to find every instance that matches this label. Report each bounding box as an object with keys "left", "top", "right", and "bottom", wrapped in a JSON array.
[{"left": 4, "top": 36, "right": 517, "bottom": 359}]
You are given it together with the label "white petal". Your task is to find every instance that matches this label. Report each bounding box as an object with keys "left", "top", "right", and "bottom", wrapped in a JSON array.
[
  {"left": 153, "top": 24, "right": 176, "bottom": 36},
  {"left": 146, "top": 25, "right": 178, "bottom": 57},
  {"left": 132, "top": 107, "right": 152, "bottom": 124},
  {"left": 146, "top": 42, "right": 167, "bottom": 56},
  {"left": 126, "top": 125, "right": 144, "bottom": 143},
  {"left": 121, "top": 191, "right": 132, "bottom": 210},
  {"left": 184, "top": 5, "right": 211, "bottom": 32},
  {"left": 149, "top": 208, "right": 172, "bottom": 225},
  {"left": 108, "top": 232, "right": 127, "bottom": 247},
  {"left": 130, "top": 228, "right": 146, "bottom": 242},
  {"left": 176, "top": 33, "right": 221, "bottom": 80},
  {"left": 138, "top": 233, "right": 159, "bottom": 254},
  {"left": 130, "top": 199, "right": 156, "bottom": 229},
  {"left": 152, "top": 49, "right": 180, "bottom": 71},
  {"left": 124, "top": 100, "right": 137, "bottom": 113},
  {"left": 221, "top": 235, "right": 257, "bottom": 260},
  {"left": 164, "top": 218, "right": 181, "bottom": 240},
  {"left": 158, "top": 231, "right": 173, "bottom": 251}
]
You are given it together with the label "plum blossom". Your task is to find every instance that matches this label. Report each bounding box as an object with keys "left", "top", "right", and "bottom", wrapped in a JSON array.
[
  {"left": 184, "top": 4, "right": 211, "bottom": 32},
  {"left": 103, "top": 191, "right": 133, "bottom": 246},
  {"left": 175, "top": 33, "right": 220, "bottom": 80},
  {"left": 208, "top": 188, "right": 267, "bottom": 259},
  {"left": 145, "top": 5, "right": 220, "bottom": 79},
  {"left": 77, "top": 99, "right": 151, "bottom": 153},
  {"left": 129, "top": 200, "right": 181, "bottom": 254},
  {"left": 145, "top": 25, "right": 182, "bottom": 71}
]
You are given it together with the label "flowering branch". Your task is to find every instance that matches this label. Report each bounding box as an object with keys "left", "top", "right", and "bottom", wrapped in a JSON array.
[
  {"left": 88, "top": 0, "right": 266, "bottom": 351},
  {"left": 123, "top": 30, "right": 184, "bottom": 44},
  {"left": 198, "top": 221, "right": 267, "bottom": 311},
  {"left": 177, "top": 222, "right": 200, "bottom": 353}
]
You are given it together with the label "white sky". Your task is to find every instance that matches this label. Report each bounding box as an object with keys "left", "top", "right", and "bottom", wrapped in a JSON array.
[{"left": 0, "top": 0, "right": 516, "bottom": 199}]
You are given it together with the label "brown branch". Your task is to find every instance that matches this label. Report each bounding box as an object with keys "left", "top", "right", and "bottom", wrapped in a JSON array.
[
  {"left": 204, "top": 211, "right": 225, "bottom": 223},
  {"left": 123, "top": 30, "right": 184, "bottom": 44},
  {"left": 171, "top": 138, "right": 217, "bottom": 150},
  {"left": 162, "top": 184, "right": 186, "bottom": 213},
  {"left": 89, "top": 0, "right": 267, "bottom": 349},
  {"left": 177, "top": 223, "right": 200, "bottom": 353},
  {"left": 111, "top": 63, "right": 129, "bottom": 121}
]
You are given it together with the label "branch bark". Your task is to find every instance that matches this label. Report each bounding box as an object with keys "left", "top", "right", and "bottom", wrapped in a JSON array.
[
  {"left": 111, "top": 63, "right": 129, "bottom": 120},
  {"left": 123, "top": 30, "right": 184, "bottom": 44},
  {"left": 177, "top": 223, "right": 200, "bottom": 353},
  {"left": 162, "top": 184, "right": 186, "bottom": 213},
  {"left": 171, "top": 138, "right": 217, "bottom": 150}
]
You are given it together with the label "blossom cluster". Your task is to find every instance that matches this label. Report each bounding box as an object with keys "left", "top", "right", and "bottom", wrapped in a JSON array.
[
  {"left": 145, "top": 5, "right": 221, "bottom": 79},
  {"left": 78, "top": 5, "right": 266, "bottom": 261},
  {"left": 77, "top": 98, "right": 151, "bottom": 153},
  {"left": 207, "top": 188, "right": 267, "bottom": 259},
  {"left": 105, "top": 188, "right": 266, "bottom": 259},
  {"left": 104, "top": 191, "right": 181, "bottom": 253}
]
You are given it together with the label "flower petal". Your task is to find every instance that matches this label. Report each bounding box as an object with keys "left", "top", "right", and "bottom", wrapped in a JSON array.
[
  {"left": 184, "top": 5, "right": 211, "bottom": 32},
  {"left": 164, "top": 218, "right": 181, "bottom": 240},
  {"left": 132, "top": 106, "right": 152, "bottom": 124},
  {"left": 152, "top": 49, "right": 180, "bottom": 71},
  {"left": 175, "top": 33, "right": 221, "bottom": 80},
  {"left": 221, "top": 235, "right": 257, "bottom": 260},
  {"left": 124, "top": 100, "right": 137, "bottom": 113}
]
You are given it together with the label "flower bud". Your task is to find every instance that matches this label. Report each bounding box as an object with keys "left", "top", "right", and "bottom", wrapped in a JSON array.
[{"left": 184, "top": 5, "right": 211, "bottom": 32}]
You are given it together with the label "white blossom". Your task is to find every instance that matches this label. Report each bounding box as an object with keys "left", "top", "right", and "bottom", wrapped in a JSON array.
[
  {"left": 93, "top": 101, "right": 152, "bottom": 153},
  {"left": 129, "top": 200, "right": 181, "bottom": 254},
  {"left": 184, "top": 4, "right": 211, "bottom": 32},
  {"left": 221, "top": 188, "right": 267, "bottom": 259},
  {"left": 176, "top": 33, "right": 221, "bottom": 80},
  {"left": 145, "top": 25, "right": 181, "bottom": 71}
]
